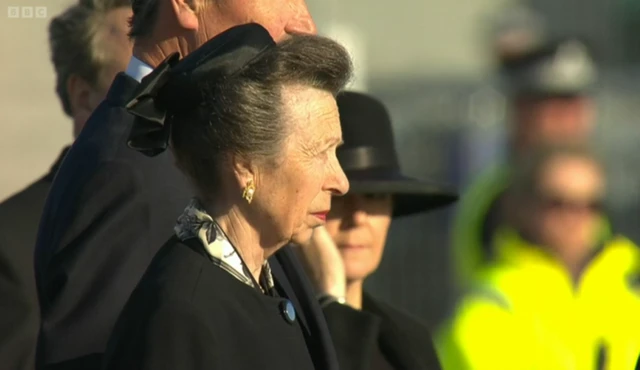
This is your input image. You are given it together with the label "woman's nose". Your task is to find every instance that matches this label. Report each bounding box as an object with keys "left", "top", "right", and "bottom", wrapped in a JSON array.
[{"left": 328, "top": 159, "right": 349, "bottom": 196}]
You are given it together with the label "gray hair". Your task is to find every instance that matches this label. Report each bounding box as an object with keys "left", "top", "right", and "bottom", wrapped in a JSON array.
[
  {"left": 170, "top": 34, "right": 353, "bottom": 198},
  {"left": 49, "top": 0, "right": 130, "bottom": 116}
]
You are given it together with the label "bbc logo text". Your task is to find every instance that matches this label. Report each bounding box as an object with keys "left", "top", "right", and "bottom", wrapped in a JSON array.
[{"left": 7, "top": 6, "right": 47, "bottom": 18}]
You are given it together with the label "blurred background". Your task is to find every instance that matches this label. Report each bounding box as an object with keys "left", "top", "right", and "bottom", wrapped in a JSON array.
[{"left": 3, "top": 0, "right": 640, "bottom": 329}]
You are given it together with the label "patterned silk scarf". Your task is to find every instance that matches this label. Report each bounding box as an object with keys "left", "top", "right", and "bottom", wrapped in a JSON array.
[{"left": 174, "top": 198, "right": 274, "bottom": 292}]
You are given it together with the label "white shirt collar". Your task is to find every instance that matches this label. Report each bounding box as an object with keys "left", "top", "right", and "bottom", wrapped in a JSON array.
[{"left": 124, "top": 56, "right": 153, "bottom": 82}]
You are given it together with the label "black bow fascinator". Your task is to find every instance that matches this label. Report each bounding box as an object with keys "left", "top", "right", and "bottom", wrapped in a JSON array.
[{"left": 125, "top": 23, "right": 276, "bottom": 156}]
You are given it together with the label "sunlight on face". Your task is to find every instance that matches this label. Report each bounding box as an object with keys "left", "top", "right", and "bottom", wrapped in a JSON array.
[
  {"left": 325, "top": 193, "right": 393, "bottom": 283},
  {"left": 531, "top": 155, "right": 604, "bottom": 257},
  {"left": 251, "top": 85, "right": 349, "bottom": 247},
  {"left": 201, "top": 0, "right": 317, "bottom": 42}
]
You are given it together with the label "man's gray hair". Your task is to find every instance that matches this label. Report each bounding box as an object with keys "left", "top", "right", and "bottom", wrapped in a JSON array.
[{"left": 49, "top": 0, "right": 130, "bottom": 116}]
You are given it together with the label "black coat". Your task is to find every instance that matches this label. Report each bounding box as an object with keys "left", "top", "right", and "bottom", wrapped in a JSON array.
[
  {"left": 34, "top": 73, "right": 338, "bottom": 370},
  {"left": 0, "top": 149, "right": 67, "bottom": 370},
  {"left": 323, "top": 293, "right": 442, "bottom": 370},
  {"left": 104, "top": 237, "right": 323, "bottom": 370}
]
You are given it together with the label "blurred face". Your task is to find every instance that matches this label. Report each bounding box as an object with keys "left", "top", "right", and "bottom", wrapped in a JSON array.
[
  {"left": 526, "top": 156, "right": 604, "bottom": 262},
  {"left": 95, "top": 7, "right": 134, "bottom": 91},
  {"left": 70, "top": 6, "right": 133, "bottom": 136},
  {"left": 513, "top": 96, "right": 594, "bottom": 151},
  {"left": 200, "top": 0, "right": 317, "bottom": 42},
  {"left": 325, "top": 194, "right": 393, "bottom": 283},
  {"left": 252, "top": 85, "right": 348, "bottom": 247}
]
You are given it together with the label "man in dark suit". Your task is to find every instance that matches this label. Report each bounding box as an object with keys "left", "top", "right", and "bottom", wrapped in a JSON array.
[
  {"left": 0, "top": 1, "right": 131, "bottom": 369},
  {"left": 35, "top": 1, "right": 337, "bottom": 369}
]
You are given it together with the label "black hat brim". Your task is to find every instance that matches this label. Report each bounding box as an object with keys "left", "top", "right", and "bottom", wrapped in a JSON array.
[{"left": 346, "top": 170, "right": 458, "bottom": 218}]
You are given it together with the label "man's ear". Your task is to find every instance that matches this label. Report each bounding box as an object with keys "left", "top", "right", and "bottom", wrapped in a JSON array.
[
  {"left": 170, "top": 0, "right": 199, "bottom": 31},
  {"left": 66, "top": 74, "right": 94, "bottom": 119}
]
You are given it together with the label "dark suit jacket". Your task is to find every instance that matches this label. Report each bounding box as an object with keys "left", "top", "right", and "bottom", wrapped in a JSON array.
[
  {"left": 104, "top": 237, "right": 320, "bottom": 370},
  {"left": 0, "top": 148, "right": 68, "bottom": 370},
  {"left": 323, "top": 293, "right": 442, "bottom": 370},
  {"left": 34, "top": 73, "right": 338, "bottom": 370}
]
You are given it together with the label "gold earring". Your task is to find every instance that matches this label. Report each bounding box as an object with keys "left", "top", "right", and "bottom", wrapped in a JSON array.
[{"left": 242, "top": 179, "right": 256, "bottom": 204}]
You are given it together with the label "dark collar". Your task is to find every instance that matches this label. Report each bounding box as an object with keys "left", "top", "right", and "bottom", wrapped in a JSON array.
[{"left": 106, "top": 72, "right": 140, "bottom": 107}]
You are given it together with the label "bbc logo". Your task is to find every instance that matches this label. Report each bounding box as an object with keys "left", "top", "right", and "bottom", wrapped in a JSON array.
[{"left": 7, "top": 6, "right": 47, "bottom": 18}]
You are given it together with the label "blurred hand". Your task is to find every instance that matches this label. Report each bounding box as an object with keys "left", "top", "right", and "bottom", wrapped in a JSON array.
[{"left": 294, "top": 226, "right": 346, "bottom": 299}]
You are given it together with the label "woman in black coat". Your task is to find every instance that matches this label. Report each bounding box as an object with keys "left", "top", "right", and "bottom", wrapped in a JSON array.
[
  {"left": 102, "top": 24, "right": 353, "bottom": 370},
  {"left": 296, "top": 91, "right": 458, "bottom": 370}
]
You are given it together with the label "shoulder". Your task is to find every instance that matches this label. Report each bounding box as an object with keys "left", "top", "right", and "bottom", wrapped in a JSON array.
[
  {"left": 363, "top": 294, "right": 435, "bottom": 347},
  {"left": 365, "top": 295, "right": 427, "bottom": 330},
  {"left": 363, "top": 295, "right": 443, "bottom": 369},
  {"left": 135, "top": 238, "right": 208, "bottom": 302},
  {"left": 0, "top": 176, "right": 50, "bottom": 241},
  {"left": 0, "top": 176, "right": 50, "bottom": 221},
  {"left": 442, "top": 275, "right": 520, "bottom": 342},
  {"left": 41, "top": 159, "right": 146, "bottom": 238},
  {"left": 134, "top": 238, "right": 252, "bottom": 306},
  {"left": 74, "top": 102, "right": 133, "bottom": 157},
  {"left": 437, "top": 279, "right": 521, "bottom": 346},
  {"left": 56, "top": 136, "right": 187, "bottom": 208},
  {"left": 105, "top": 261, "right": 219, "bottom": 370}
]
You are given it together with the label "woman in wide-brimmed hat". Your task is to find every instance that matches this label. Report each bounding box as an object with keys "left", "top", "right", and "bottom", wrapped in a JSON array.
[{"left": 296, "top": 91, "right": 458, "bottom": 370}]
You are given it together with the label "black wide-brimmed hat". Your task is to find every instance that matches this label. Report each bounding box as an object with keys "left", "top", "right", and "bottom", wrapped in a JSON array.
[{"left": 336, "top": 91, "right": 458, "bottom": 218}]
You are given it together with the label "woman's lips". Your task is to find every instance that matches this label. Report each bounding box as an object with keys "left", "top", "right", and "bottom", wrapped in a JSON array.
[
  {"left": 339, "top": 244, "right": 366, "bottom": 250},
  {"left": 312, "top": 212, "right": 328, "bottom": 221}
]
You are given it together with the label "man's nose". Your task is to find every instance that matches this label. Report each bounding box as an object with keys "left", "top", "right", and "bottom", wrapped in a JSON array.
[{"left": 285, "top": 3, "right": 317, "bottom": 35}]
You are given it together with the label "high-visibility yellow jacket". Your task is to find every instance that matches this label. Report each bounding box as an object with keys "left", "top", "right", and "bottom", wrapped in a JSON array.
[
  {"left": 436, "top": 229, "right": 640, "bottom": 370},
  {"left": 451, "top": 164, "right": 612, "bottom": 290},
  {"left": 451, "top": 164, "right": 510, "bottom": 289}
]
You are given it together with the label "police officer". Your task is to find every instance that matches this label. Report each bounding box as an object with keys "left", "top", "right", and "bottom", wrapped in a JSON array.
[
  {"left": 451, "top": 36, "right": 601, "bottom": 289},
  {"left": 438, "top": 144, "right": 640, "bottom": 370}
]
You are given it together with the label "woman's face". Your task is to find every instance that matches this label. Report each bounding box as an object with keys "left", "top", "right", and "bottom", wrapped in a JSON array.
[
  {"left": 325, "top": 193, "right": 393, "bottom": 283},
  {"left": 252, "top": 85, "right": 349, "bottom": 246}
]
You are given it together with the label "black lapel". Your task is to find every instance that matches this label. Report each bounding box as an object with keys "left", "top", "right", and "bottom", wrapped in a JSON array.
[
  {"left": 269, "top": 253, "right": 310, "bottom": 334},
  {"left": 271, "top": 246, "right": 340, "bottom": 370}
]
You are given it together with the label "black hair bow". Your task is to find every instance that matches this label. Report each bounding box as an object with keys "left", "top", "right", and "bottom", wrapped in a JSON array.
[
  {"left": 124, "top": 23, "right": 276, "bottom": 157},
  {"left": 126, "top": 53, "right": 180, "bottom": 157}
]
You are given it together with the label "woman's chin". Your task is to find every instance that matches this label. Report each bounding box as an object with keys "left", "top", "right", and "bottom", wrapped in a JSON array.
[
  {"left": 290, "top": 227, "right": 314, "bottom": 245},
  {"left": 345, "top": 265, "right": 372, "bottom": 283}
]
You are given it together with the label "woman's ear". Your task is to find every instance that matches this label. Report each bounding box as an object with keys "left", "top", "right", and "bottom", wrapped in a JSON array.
[{"left": 230, "top": 154, "right": 255, "bottom": 189}]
